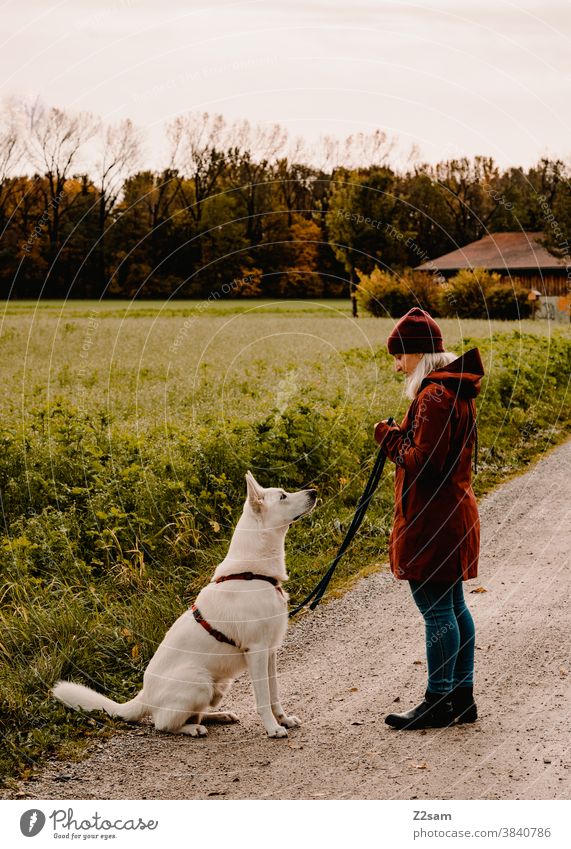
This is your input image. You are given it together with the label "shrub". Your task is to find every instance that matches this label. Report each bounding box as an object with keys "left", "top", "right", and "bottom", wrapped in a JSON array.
[
  {"left": 437, "top": 268, "right": 532, "bottom": 319},
  {"left": 355, "top": 268, "right": 440, "bottom": 317},
  {"left": 407, "top": 271, "right": 442, "bottom": 314},
  {"left": 436, "top": 268, "right": 499, "bottom": 318},
  {"left": 486, "top": 282, "right": 532, "bottom": 320},
  {"left": 355, "top": 268, "right": 410, "bottom": 316}
]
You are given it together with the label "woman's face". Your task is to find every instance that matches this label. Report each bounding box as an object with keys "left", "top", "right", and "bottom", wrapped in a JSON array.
[{"left": 393, "top": 352, "right": 423, "bottom": 375}]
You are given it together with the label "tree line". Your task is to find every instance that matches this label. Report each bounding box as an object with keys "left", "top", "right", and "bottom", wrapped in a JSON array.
[{"left": 1, "top": 101, "right": 570, "bottom": 299}]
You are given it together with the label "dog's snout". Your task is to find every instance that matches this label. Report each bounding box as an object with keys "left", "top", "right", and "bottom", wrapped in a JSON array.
[{"left": 307, "top": 489, "right": 318, "bottom": 501}]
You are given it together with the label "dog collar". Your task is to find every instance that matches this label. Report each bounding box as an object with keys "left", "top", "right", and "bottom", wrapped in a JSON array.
[{"left": 213, "top": 572, "right": 284, "bottom": 596}]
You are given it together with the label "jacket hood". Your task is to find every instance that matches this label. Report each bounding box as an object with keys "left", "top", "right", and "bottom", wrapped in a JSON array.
[{"left": 421, "top": 347, "right": 485, "bottom": 399}]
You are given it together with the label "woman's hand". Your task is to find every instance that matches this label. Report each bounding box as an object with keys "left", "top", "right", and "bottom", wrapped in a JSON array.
[{"left": 374, "top": 419, "right": 393, "bottom": 445}]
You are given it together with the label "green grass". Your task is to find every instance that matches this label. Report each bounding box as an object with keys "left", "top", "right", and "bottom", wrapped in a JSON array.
[{"left": 0, "top": 300, "right": 569, "bottom": 787}]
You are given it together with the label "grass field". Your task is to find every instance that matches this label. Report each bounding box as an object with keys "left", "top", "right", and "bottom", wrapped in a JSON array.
[
  {"left": 0, "top": 299, "right": 562, "bottom": 426},
  {"left": 0, "top": 299, "right": 570, "bottom": 786}
]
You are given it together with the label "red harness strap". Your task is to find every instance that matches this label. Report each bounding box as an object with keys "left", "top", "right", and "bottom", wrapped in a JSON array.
[
  {"left": 191, "top": 604, "right": 240, "bottom": 649},
  {"left": 192, "top": 573, "right": 285, "bottom": 650},
  {"left": 214, "top": 571, "right": 285, "bottom": 597}
]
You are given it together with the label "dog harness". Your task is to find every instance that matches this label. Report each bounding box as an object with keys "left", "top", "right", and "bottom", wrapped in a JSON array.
[
  {"left": 191, "top": 572, "right": 285, "bottom": 650},
  {"left": 191, "top": 604, "right": 241, "bottom": 648},
  {"left": 212, "top": 571, "right": 285, "bottom": 597}
]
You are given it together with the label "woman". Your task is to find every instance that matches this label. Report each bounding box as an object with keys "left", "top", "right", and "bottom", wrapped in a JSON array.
[{"left": 374, "top": 307, "right": 484, "bottom": 731}]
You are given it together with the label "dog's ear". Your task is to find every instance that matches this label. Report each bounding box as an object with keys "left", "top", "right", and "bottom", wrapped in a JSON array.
[{"left": 245, "top": 470, "right": 264, "bottom": 512}]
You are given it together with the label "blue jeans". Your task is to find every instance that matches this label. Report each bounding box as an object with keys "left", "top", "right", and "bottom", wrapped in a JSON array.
[{"left": 408, "top": 579, "right": 475, "bottom": 694}]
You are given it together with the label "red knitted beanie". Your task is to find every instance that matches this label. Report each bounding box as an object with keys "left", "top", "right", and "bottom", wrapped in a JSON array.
[{"left": 387, "top": 307, "right": 444, "bottom": 354}]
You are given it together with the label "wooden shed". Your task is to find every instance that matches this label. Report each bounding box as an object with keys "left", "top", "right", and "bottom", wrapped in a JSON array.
[{"left": 416, "top": 232, "right": 569, "bottom": 297}]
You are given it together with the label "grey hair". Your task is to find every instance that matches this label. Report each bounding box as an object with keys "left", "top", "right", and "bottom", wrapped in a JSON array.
[{"left": 405, "top": 351, "right": 458, "bottom": 400}]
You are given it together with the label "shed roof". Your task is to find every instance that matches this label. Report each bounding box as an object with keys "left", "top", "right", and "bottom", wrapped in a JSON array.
[{"left": 416, "top": 232, "right": 567, "bottom": 272}]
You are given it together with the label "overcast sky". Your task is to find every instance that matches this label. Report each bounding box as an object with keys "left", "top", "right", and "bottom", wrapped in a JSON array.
[{"left": 2, "top": 0, "right": 570, "bottom": 170}]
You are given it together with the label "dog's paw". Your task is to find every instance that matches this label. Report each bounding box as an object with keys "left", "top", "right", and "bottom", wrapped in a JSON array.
[
  {"left": 267, "top": 726, "right": 289, "bottom": 738},
  {"left": 220, "top": 711, "right": 240, "bottom": 723},
  {"left": 277, "top": 714, "right": 301, "bottom": 728},
  {"left": 180, "top": 723, "right": 208, "bottom": 737}
]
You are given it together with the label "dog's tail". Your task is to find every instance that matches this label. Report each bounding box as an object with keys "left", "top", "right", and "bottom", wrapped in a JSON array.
[{"left": 52, "top": 680, "right": 146, "bottom": 722}]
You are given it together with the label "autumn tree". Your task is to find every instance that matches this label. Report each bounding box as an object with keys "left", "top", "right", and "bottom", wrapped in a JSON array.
[
  {"left": 326, "top": 167, "right": 405, "bottom": 278},
  {"left": 93, "top": 118, "right": 142, "bottom": 287},
  {"left": 277, "top": 214, "right": 324, "bottom": 296},
  {"left": 20, "top": 100, "right": 99, "bottom": 293},
  {"left": 226, "top": 119, "right": 287, "bottom": 245}
]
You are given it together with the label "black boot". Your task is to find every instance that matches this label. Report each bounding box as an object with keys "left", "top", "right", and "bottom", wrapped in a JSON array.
[
  {"left": 451, "top": 685, "right": 478, "bottom": 723},
  {"left": 385, "top": 688, "right": 454, "bottom": 730}
]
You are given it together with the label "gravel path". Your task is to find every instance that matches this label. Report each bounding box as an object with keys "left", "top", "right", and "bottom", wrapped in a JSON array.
[{"left": 5, "top": 439, "right": 571, "bottom": 800}]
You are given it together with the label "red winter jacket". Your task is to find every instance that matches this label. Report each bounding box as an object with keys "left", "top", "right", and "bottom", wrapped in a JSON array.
[{"left": 374, "top": 348, "right": 484, "bottom": 583}]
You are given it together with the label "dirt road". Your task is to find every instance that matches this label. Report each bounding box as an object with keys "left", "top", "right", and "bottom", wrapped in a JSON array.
[{"left": 6, "top": 439, "right": 571, "bottom": 800}]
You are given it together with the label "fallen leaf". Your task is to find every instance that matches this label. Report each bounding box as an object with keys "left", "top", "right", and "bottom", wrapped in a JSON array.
[
  {"left": 351, "top": 720, "right": 364, "bottom": 725},
  {"left": 413, "top": 762, "right": 428, "bottom": 769},
  {"left": 209, "top": 520, "right": 220, "bottom": 533},
  {"left": 559, "top": 668, "right": 568, "bottom": 677},
  {"left": 413, "top": 660, "right": 422, "bottom": 665},
  {"left": 470, "top": 586, "right": 488, "bottom": 593},
  {"left": 349, "top": 687, "right": 358, "bottom": 692}
]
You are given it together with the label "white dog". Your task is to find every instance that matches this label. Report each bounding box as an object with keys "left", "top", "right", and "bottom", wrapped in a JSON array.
[{"left": 52, "top": 471, "right": 317, "bottom": 738}]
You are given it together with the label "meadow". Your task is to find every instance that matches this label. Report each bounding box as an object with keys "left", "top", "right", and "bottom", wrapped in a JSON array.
[{"left": 0, "top": 299, "right": 570, "bottom": 785}]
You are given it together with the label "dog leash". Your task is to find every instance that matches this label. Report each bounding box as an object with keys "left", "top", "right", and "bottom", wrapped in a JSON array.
[{"left": 289, "top": 417, "right": 394, "bottom": 618}]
